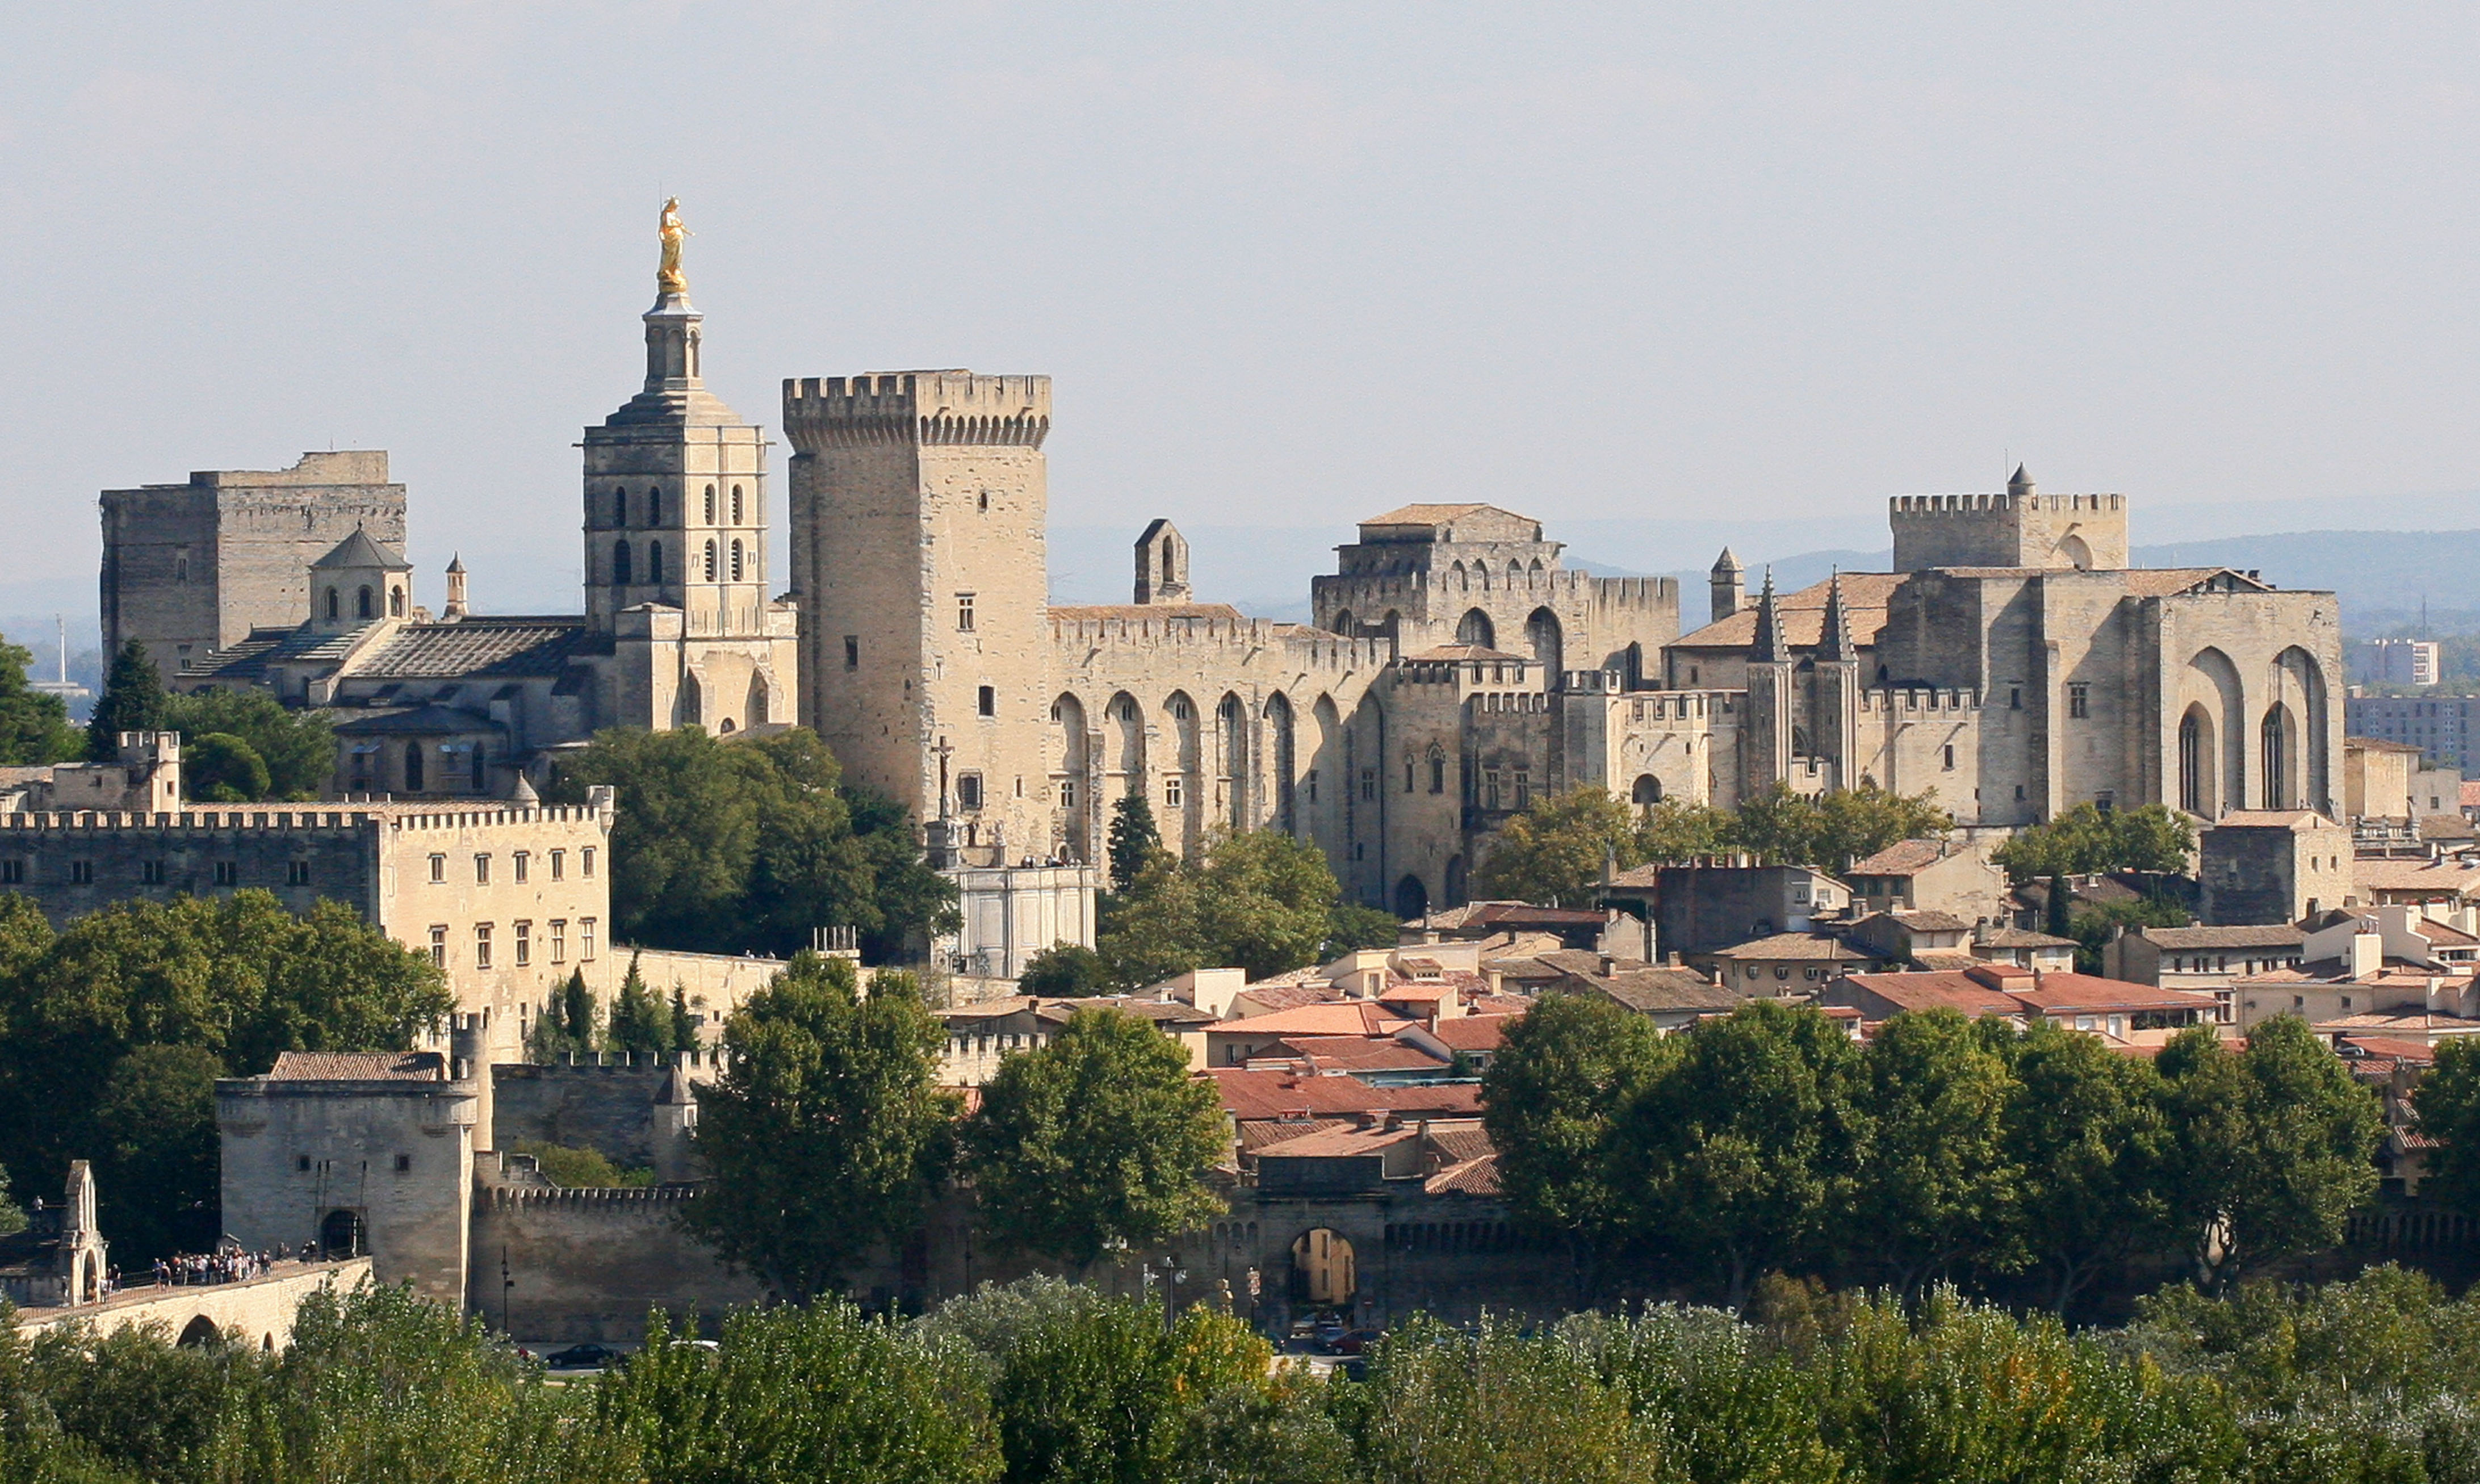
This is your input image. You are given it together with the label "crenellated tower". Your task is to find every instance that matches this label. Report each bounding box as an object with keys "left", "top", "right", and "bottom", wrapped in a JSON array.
[{"left": 782, "top": 371, "right": 1055, "bottom": 865}]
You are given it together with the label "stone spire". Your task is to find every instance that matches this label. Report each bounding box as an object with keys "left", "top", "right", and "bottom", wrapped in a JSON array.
[
  {"left": 443, "top": 554, "right": 468, "bottom": 621},
  {"left": 1821, "top": 572, "right": 1858, "bottom": 664},
  {"left": 1751, "top": 568, "right": 1788, "bottom": 663},
  {"left": 2008, "top": 463, "right": 2034, "bottom": 500}
]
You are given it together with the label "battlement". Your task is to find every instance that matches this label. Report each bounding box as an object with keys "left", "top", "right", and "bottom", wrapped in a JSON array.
[
  {"left": 1619, "top": 691, "right": 1734, "bottom": 723},
  {"left": 500, "top": 1049, "right": 724, "bottom": 1076},
  {"left": 1858, "top": 686, "right": 1983, "bottom": 713},
  {"left": 1048, "top": 612, "right": 1392, "bottom": 673},
  {"left": 1888, "top": 492, "right": 2125, "bottom": 515},
  {"left": 1887, "top": 484, "right": 2130, "bottom": 573},
  {"left": 1471, "top": 691, "right": 1554, "bottom": 714},
  {"left": 484, "top": 1184, "right": 702, "bottom": 1210},
  {"left": 0, "top": 802, "right": 606, "bottom": 834},
  {"left": 783, "top": 372, "right": 1051, "bottom": 450}
]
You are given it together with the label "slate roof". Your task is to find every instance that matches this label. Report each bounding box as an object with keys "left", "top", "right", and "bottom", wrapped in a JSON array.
[
  {"left": 311, "top": 527, "right": 410, "bottom": 571},
  {"left": 349, "top": 618, "right": 595, "bottom": 679},
  {"left": 265, "top": 1051, "right": 448, "bottom": 1081},
  {"left": 332, "top": 705, "right": 509, "bottom": 737},
  {"left": 181, "top": 624, "right": 378, "bottom": 682}
]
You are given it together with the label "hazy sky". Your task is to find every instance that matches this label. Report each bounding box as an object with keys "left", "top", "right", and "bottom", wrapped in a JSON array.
[{"left": 8, "top": 3, "right": 2480, "bottom": 614}]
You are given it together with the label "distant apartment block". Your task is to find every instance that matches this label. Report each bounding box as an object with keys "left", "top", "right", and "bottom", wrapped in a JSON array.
[
  {"left": 2356, "top": 638, "right": 2441, "bottom": 687},
  {"left": 2348, "top": 696, "right": 2480, "bottom": 771}
]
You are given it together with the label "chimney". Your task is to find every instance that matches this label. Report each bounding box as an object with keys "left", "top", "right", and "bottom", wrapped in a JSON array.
[{"left": 2349, "top": 930, "right": 2382, "bottom": 980}]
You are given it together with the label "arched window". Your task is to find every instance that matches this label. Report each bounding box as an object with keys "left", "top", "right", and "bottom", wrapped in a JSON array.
[
  {"left": 1456, "top": 609, "right": 1495, "bottom": 648},
  {"left": 704, "top": 485, "right": 717, "bottom": 523},
  {"left": 389, "top": 586, "right": 405, "bottom": 617},
  {"left": 1632, "top": 774, "right": 1662, "bottom": 808},
  {"left": 612, "top": 487, "right": 627, "bottom": 526},
  {"left": 730, "top": 539, "right": 744, "bottom": 582},
  {"left": 356, "top": 586, "right": 372, "bottom": 619},
  {"left": 613, "top": 540, "right": 632, "bottom": 586},
  {"left": 648, "top": 542, "right": 665, "bottom": 585},
  {"left": 325, "top": 588, "right": 340, "bottom": 620},
  {"left": 646, "top": 487, "right": 663, "bottom": 526},
  {"left": 731, "top": 485, "right": 744, "bottom": 523},
  {"left": 704, "top": 539, "right": 718, "bottom": 581}
]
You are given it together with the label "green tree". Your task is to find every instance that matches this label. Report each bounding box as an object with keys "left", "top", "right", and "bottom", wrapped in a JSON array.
[
  {"left": 1099, "top": 831, "right": 1348, "bottom": 985},
  {"left": 668, "top": 984, "right": 699, "bottom": 1054},
  {"left": 1850, "top": 1007, "right": 2024, "bottom": 1295},
  {"left": 1019, "top": 943, "right": 1112, "bottom": 997},
  {"left": 605, "top": 953, "right": 675, "bottom": 1055},
  {"left": 2067, "top": 893, "right": 2193, "bottom": 973},
  {"left": 961, "top": 1007, "right": 1227, "bottom": 1268},
  {"left": 600, "top": 1303, "right": 998, "bottom": 1484},
  {"left": 527, "top": 967, "right": 593, "bottom": 1059},
  {"left": 0, "top": 892, "right": 449, "bottom": 1260},
  {"left": 1617, "top": 999, "right": 1866, "bottom": 1307},
  {"left": 183, "top": 731, "right": 271, "bottom": 802},
  {"left": 1728, "top": 783, "right": 1824, "bottom": 866},
  {"left": 1474, "top": 786, "right": 1639, "bottom": 904},
  {"left": 91, "top": 1043, "right": 224, "bottom": 1257},
  {"left": 510, "top": 1141, "right": 653, "bottom": 1188},
  {"left": 160, "top": 686, "right": 336, "bottom": 799},
  {"left": 83, "top": 640, "right": 165, "bottom": 762},
  {"left": 2416, "top": 1036, "right": 2480, "bottom": 1217},
  {"left": 2158, "top": 1018, "right": 2383, "bottom": 1289},
  {"left": 0, "top": 1164, "right": 23, "bottom": 1238},
  {"left": 1482, "top": 993, "right": 1671, "bottom": 1302},
  {"left": 551, "top": 726, "right": 958, "bottom": 958},
  {"left": 1107, "top": 791, "right": 1164, "bottom": 895},
  {"left": 2001, "top": 1021, "right": 2173, "bottom": 1314},
  {"left": 1809, "top": 782, "right": 1954, "bottom": 873},
  {"left": 1324, "top": 899, "right": 1401, "bottom": 957},
  {"left": 1994, "top": 803, "right": 2196, "bottom": 883},
  {"left": 685, "top": 953, "right": 959, "bottom": 1299},
  {"left": 1632, "top": 797, "right": 1736, "bottom": 866},
  {"left": 985, "top": 1297, "right": 1269, "bottom": 1484},
  {"left": 0, "top": 637, "right": 79, "bottom": 765},
  {"left": 1349, "top": 1315, "right": 1658, "bottom": 1484}
]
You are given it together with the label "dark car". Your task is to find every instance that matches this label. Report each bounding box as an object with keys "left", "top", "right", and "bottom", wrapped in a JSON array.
[
  {"left": 1326, "top": 1328, "right": 1383, "bottom": 1356},
  {"left": 545, "top": 1343, "right": 615, "bottom": 1369}
]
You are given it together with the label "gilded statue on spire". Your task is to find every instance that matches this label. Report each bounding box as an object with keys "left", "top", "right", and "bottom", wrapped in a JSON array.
[{"left": 656, "top": 196, "right": 689, "bottom": 296}]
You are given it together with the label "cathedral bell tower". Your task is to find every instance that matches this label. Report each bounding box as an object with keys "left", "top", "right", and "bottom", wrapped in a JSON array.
[{"left": 580, "top": 201, "right": 797, "bottom": 733}]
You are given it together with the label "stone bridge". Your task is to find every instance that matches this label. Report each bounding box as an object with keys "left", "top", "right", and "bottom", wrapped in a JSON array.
[{"left": 11, "top": 1258, "right": 372, "bottom": 1351}]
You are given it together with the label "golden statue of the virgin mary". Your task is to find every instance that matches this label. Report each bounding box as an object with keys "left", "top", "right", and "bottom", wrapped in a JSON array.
[{"left": 657, "top": 198, "right": 689, "bottom": 296}]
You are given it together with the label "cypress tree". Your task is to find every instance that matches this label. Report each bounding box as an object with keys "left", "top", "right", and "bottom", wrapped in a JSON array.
[
  {"left": 1106, "top": 791, "right": 1163, "bottom": 895},
  {"left": 86, "top": 639, "right": 166, "bottom": 760}
]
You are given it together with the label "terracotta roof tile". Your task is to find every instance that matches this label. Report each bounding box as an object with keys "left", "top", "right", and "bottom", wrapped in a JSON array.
[
  {"left": 1847, "top": 840, "right": 1951, "bottom": 875},
  {"left": 264, "top": 1050, "right": 448, "bottom": 1082},
  {"left": 1425, "top": 1152, "right": 1503, "bottom": 1196}
]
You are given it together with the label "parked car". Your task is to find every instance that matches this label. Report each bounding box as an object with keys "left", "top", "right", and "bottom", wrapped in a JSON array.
[
  {"left": 1325, "top": 1328, "right": 1383, "bottom": 1356},
  {"left": 545, "top": 1343, "right": 615, "bottom": 1369}
]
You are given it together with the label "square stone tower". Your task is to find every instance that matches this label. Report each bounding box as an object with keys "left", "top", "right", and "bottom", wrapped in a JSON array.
[
  {"left": 1887, "top": 467, "right": 2129, "bottom": 574},
  {"left": 100, "top": 451, "right": 407, "bottom": 672},
  {"left": 783, "top": 372, "right": 1054, "bottom": 863}
]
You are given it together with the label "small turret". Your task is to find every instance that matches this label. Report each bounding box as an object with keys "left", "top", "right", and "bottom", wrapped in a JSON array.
[
  {"left": 1134, "top": 519, "right": 1191, "bottom": 605},
  {"left": 308, "top": 526, "right": 412, "bottom": 632},
  {"left": 442, "top": 554, "right": 468, "bottom": 621},
  {"left": 1709, "top": 547, "right": 1745, "bottom": 626},
  {"left": 2008, "top": 463, "right": 2034, "bottom": 500}
]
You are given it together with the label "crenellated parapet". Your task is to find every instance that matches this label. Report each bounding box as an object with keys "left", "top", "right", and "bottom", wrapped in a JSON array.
[{"left": 783, "top": 372, "right": 1052, "bottom": 451}]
